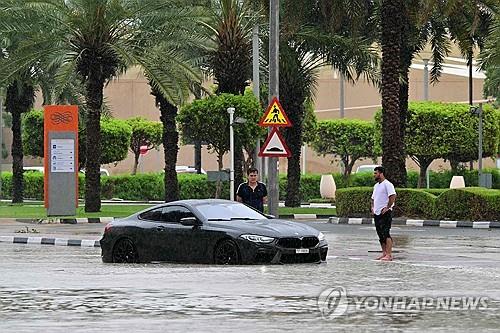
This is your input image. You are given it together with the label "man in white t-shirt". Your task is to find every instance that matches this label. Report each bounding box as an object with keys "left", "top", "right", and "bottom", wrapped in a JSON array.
[{"left": 371, "top": 166, "right": 397, "bottom": 261}]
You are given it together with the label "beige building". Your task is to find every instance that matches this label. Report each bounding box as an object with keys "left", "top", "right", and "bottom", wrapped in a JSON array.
[{"left": 15, "top": 48, "right": 496, "bottom": 175}]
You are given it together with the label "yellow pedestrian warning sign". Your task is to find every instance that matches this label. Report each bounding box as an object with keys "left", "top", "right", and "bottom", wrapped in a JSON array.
[{"left": 259, "top": 97, "right": 292, "bottom": 127}]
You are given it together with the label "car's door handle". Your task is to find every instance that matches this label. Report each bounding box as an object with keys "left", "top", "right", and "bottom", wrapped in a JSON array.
[{"left": 156, "top": 226, "right": 167, "bottom": 231}]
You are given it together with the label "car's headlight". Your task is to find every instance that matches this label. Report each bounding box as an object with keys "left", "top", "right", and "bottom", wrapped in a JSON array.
[
  {"left": 240, "top": 234, "right": 275, "bottom": 243},
  {"left": 318, "top": 232, "right": 325, "bottom": 241}
]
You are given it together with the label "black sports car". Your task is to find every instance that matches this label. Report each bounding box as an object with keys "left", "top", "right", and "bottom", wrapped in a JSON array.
[{"left": 100, "top": 199, "right": 328, "bottom": 264}]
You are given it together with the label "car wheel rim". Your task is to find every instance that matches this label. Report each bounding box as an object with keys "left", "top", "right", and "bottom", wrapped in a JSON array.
[
  {"left": 215, "top": 241, "right": 238, "bottom": 265},
  {"left": 113, "top": 239, "right": 136, "bottom": 263}
]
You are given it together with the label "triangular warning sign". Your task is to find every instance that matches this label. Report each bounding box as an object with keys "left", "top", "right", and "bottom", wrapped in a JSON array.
[
  {"left": 258, "top": 128, "right": 291, "bottom": 157},
  {"left": 259, "top": 97, "right": 292, "bottom": 127}
]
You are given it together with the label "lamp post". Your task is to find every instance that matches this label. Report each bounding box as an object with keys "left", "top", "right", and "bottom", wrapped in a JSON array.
[
  {"left": 0, "top": 93, "right": 3, "bottom": 199},
  {"left": 228, "top": 107, "right": 247, "bottom": 201},
  {"left": 228, "top": 107, "right": 235, "bottom": 201}
]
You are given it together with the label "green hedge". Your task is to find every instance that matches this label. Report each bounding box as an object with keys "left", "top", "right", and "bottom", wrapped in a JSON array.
[
  {"left": 335, "top": 187, "right": 438, "bottom": 219},
  {"left": 435, "top": 188, "right": 500, "bottom": 221},
  {"left": 0, "top": 172, "right": 231, "bottom": 201},
  {"left": 336, "top": 187, "right": 500, "bottom": 221}
]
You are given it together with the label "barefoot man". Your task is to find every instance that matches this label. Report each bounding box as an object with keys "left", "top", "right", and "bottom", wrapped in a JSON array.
[{"left": 371, "top": 166, "right": 396, "bottom": 261}]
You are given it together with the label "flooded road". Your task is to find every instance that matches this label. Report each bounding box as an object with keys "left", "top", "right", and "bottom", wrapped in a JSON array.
[{"left": 1, "top": 224, "right": 499, "bottom": 332}]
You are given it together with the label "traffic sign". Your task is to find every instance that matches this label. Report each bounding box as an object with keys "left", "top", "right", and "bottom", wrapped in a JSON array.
[
  {"left": 258, "top": 127, "right": 291, "bottom": 157},
  {"left": 259, "top": 97, "right": 292, "bottom": 127}
]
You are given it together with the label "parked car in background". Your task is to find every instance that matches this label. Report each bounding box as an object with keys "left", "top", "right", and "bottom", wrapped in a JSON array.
[
  {"left": 23, "top": 166, "right": 45, "bottom": 173},
  {"left": 175, "top": 166, "right": 207, "bottom": 174},
  {"left": 355, "top": 164, "right": 379, "bottom": 174},
  {"left": 80, "top": 168, "right": 110, "bottom": 176}
]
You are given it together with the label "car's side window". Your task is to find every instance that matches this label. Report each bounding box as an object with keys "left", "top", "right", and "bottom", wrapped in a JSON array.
[
  {"left": 138, "top": 207, "right": 164, "bottom": 221},
  {"left": 161, "top": 206, "right": 195, "bottom": 224}
]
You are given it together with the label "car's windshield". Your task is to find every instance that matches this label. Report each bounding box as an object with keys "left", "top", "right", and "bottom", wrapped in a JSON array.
[{"left": 196, "top": 203, "right": 266, "bottom": 221}]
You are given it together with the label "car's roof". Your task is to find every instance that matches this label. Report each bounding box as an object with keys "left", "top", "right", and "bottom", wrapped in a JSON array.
[{"left": 166, "top": 199, "right": 237, "bottom": 206}]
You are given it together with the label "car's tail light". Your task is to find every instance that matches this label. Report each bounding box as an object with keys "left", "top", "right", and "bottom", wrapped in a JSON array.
[{"left": 104, "top": 223, "right": 113, "bottom": 234}]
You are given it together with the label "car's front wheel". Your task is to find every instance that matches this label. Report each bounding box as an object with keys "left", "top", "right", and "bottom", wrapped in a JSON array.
[
  {"left": 112, "top": 238, "right": 138, "bottom": 263},
  {"left": 214, "top": 239, "right": 240, "bottom": 265}
]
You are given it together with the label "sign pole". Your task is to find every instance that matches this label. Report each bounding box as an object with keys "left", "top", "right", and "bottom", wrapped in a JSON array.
[
  {"left": 0, "top": 92, "right": 3, "bottom": 200},
  {"left": 268, "top": 0, "right": 279, "bottom": 217}
]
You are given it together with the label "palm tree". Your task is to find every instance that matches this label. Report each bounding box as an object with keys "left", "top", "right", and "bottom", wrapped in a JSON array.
[
  {"left": 0, "top": 0, "right": 205, "bottom": 211},
  {"left": 204, "top": 0, "right": 256, "bottom": 195},
  {"left": 0, "top": 33, "right": 40, "bottom": 203},
  {"left": 379, "top": 0, "right": 407, "bottom": 187}
]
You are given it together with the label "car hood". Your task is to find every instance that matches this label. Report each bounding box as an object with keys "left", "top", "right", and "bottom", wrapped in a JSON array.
[{"left": 205, "top": 218, "right": 320, "bottom": 238}]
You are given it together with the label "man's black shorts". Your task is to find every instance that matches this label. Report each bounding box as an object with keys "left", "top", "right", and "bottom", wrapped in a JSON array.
[{"left": 374, "top": 211, "right": 392, "bottom": 245}]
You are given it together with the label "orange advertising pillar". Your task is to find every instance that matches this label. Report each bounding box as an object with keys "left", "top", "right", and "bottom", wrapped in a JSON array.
[{"left": 44, "top": 105, "right": 79, "bottom": 215}]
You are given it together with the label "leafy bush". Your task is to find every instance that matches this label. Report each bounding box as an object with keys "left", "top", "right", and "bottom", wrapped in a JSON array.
[
  {"left": 336, "top": 186, "right": 500, "bottom": 221},
  {"left": 279, "top": 174, "right": 321, "bottom": 202},
  {"left": 435, "top": 188, "right": 500, "bottom": 221},
  {"left": 0, "top": 172, "right": 231, "bottom": 201},
  {"left": 335, "top": 187, "right": 373, "bottom": 217}
]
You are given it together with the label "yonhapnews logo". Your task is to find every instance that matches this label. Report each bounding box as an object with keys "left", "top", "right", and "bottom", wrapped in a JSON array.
[{"left": 317, "top": 287, "right": 490, "bottom": 320}]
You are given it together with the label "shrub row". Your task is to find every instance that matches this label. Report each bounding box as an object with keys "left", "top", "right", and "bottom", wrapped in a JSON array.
[
  {"left": 1, "top": 170, "right": 499, "bottom": 204},
  {"left": 336, "top": 187, "right": 500, "bottom": 221},
  {"left": 0, "top": 173, "right": 230, "bottom": 201}
]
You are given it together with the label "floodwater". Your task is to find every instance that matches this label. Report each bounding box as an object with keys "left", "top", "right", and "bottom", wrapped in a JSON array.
[{"left": 1, "top": 224, "right": 499, "bottom": 332}]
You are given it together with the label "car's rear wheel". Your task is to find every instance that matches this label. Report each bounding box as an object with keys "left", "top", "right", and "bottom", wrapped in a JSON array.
[
  {"left": 112, "top": 238, "right": 138, "bottom": 263},
  {"left": 214, "top": 239, "right": 240, "bottom": 265}
]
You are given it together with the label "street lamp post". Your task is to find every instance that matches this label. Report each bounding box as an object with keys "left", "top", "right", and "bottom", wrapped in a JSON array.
[{"left": 228, "top": 107, "right": 235, "bottom": 201}]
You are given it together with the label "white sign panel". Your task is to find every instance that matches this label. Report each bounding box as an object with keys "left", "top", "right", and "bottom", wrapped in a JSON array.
[{"left": 50, "top": 139, "right": 75, "bottom": 172}]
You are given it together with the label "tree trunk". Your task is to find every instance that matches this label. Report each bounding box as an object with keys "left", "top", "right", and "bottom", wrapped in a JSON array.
[
  {"left": 6, "top": 81, "right": 34, "bottom": 203},
  {"left": 132, "top": 151, "right": 140, "bottom": 175},
  {"left": 194, "top": 140, "right": 202, "bottom": 174},
  {"left": 152, "top": 88, "right": 180, "bottom": 203},
  {"left": 283, "top": 102, "right": 304, "bottom": 207},
  {"left": 417, "top": 157, "right": 432, "bottom": 188},
  {"left": 215, "top": 153, "right": 224, "bottom": 199},
  {"left": 381, "top": 0, "right": 407, "bottom": 187},
  {"left": 345, "top": 158, "right": 356, "bottom": 178},
  {"left": 450, "top": 159, "right": 460, "bottom": 174},
  {"left": 84, "top": 73, "right": 104, "bottom": 212}
]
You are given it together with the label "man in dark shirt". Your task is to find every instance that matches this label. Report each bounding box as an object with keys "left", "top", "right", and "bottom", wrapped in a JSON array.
[{"left": 236, "top": 167, "right": 268, "bottom": 212}]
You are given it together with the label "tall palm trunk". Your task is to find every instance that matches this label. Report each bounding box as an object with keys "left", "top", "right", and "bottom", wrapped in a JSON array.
[
  {"left": 281, "top": 66, "right": 306, "bottom": 207},
  {"left": 381, "top": 0, "right": 407, "bottom": 187},
  {"left": 152, "top": 88, "right": 180, "bottom": 202},
  {"left": 84, "top": 73, "right": 104, "bottom": 212},
  {"left": 6, "top": 81, "right": 34, "bottom": 203},
  {"left": 282, "top": 99, "right": 304, "bottom": 207}
]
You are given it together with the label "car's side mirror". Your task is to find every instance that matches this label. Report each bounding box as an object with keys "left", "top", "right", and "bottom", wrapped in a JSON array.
[
  {"left": 180, "top": 217, "right": 201, "bottom": 226},
  {"left": 265, "top": 214, "right": 275, "bottom": 219}
]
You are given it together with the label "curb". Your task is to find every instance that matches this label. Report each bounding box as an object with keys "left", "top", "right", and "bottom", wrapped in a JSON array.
[
  {"left": 0, "top": 235, "right": 100, "bottom": 247},
  {"left": 329, "top": 217, "right": 500, "bottom": 229},
  {"left": 280, "top": 214, "right": 333, "bottom": 220},
  {"left": 18, "top": 217, "right": 115, "bottom": 224}
]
